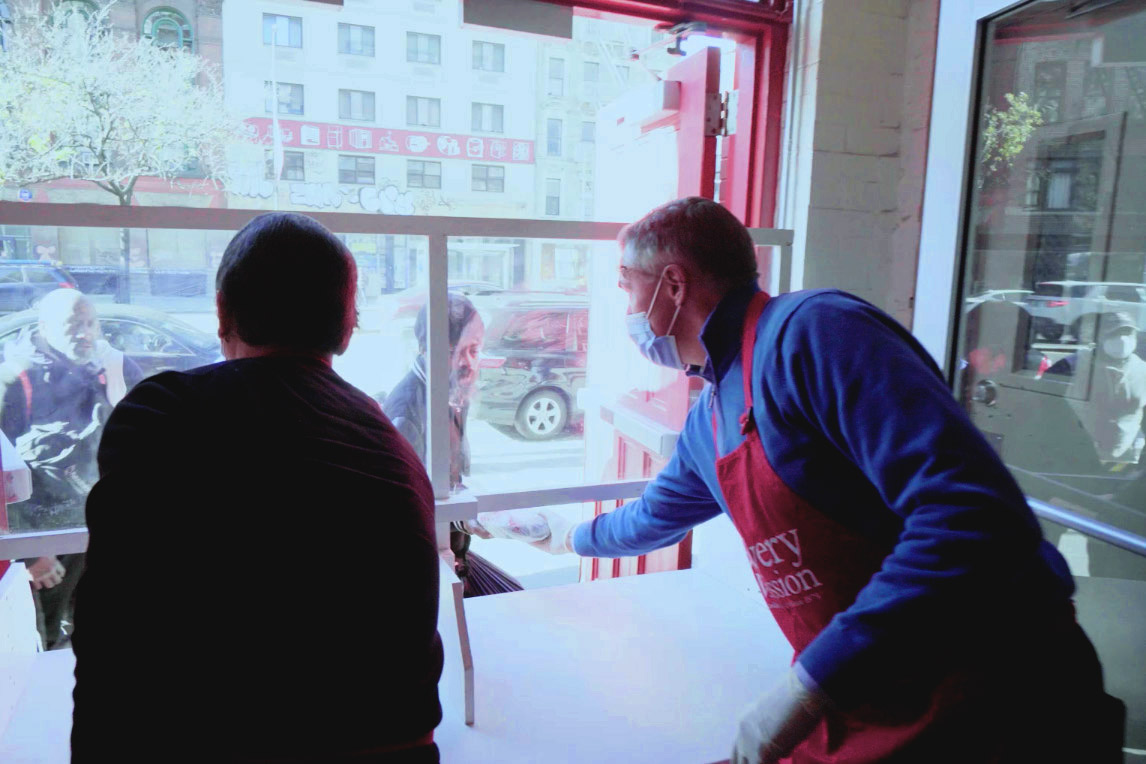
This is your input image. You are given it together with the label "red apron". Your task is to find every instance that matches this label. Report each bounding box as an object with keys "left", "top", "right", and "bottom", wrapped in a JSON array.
[{"left": 713, "top": 292, "right": 966, "bottom": 763}]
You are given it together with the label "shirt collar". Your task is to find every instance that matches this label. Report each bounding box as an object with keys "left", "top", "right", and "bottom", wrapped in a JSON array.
[{"left": 694, "top": 282, "right": 761, "bottom": 384}]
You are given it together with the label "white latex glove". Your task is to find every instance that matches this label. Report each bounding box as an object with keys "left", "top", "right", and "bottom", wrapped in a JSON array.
[
  {"left": 730, "top": 667, "right": 830, "bottom": 764},
  {"left": 528, "top": 508, "right": 580, "bottom": 555}
]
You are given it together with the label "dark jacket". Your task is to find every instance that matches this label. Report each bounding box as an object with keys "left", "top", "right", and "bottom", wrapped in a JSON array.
[
  {"left": 380, "top": 356, "right": 469, "bottom": 489},
  {"left": 72, "top": 356, "right": 443, "bottom": 761},
  {"left": 0, "top": 332, "right": 143, "bottom": 530}
]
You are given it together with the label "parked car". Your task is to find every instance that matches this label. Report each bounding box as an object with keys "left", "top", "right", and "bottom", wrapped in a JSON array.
[
  {"left": 963, "top": 289, "right": 1033, "bottom": 310},
  {"left": 0, "top": 260, "right": 79, "bottom": 313},
  {"left": 1024, "top": 280, "right": 1146, "bottom": 342},
  {"left": 0, "top": 303, "right": 222, "bottom": 379},
  {"left": 475, "top": 294, "right": 588, "bottom": 440}
]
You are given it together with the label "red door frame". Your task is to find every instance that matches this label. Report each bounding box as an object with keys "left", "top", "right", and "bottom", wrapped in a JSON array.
[{"left": 540, "top": 0, "right": 791, "bottom": 226}]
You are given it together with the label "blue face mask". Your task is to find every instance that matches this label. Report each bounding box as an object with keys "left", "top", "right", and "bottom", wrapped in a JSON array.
[{"left": 625, "top": 268, "right": 685, "bottom": 370}]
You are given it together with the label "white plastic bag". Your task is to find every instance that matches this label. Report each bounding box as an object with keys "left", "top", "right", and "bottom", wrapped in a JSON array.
[{"left": 472, "top": 509, "right": 551, "bottom": 542}]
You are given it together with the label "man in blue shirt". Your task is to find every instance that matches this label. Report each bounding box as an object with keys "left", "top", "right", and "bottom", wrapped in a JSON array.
[{"left": 519, "top": 198, "right": 1121, "bottom": 763}]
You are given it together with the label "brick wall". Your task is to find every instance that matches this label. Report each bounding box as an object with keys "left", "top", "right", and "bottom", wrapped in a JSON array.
[{"left": 782, "top": 0, "right": 939, "bottom": 328}]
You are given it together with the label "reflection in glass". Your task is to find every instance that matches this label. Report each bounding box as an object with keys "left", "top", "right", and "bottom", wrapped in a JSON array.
[{"left": 957, "top": 2, "right": 1146, "bottom": 750}]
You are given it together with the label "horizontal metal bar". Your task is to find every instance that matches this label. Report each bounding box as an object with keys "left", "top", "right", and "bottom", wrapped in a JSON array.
[
  {"left": 1, "top": 481, "right": 652, "bottom": 559},
  {"left": 1027, "top": 497, "right": 1146, "bottom": 559},
  {"left": 0, "top": 202, "right": 627, "bottom": 240},
  {"left": 0, "top": 528, "right": 89, "bottom": 560},
  {"left": 436, "top": 480, "right": 649, "bottom": 522},
  {"left": 11, "top": 489, "right": 1138, "bottom": 571}
]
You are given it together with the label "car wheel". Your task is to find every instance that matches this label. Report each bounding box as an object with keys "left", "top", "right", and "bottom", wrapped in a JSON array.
[
  {"left": 514, "top": 389, "right": 568, "bottom": 440},
  {"left": 1038, "top": 322, "right": 1064, "bottom": 342}
]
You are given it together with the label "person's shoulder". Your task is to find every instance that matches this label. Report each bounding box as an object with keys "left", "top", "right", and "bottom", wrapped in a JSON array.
[
  {"left": 758, "top": 289, "right": 891, "bottom": 345},
  {"left": 381, "top": 369, "right": 423, "bottom": 415},
  {"left": 115, "top": 367, "right": 213, "bottom": 415}
]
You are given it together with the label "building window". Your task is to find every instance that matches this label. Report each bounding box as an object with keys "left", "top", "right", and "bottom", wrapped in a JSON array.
[
  {"left": 339, "top": 155, "right": 375, "bottom": 185},
  {"left": 547, "top": 58, "right": 565, "bottom": 96},
  {"left": 408, "top": 160, "right": 442, "bottom": 189},
  {"left": 471, "top": 103, "right": 504, "bottom": 133},
  {"left": 617, "top": 65, "right": 630, "bottom": 83},
  {"left": 545, "top": 178, "right": 561, "bottom": 215},
  {"left": 55, "top": 0, "right": 95, "bottom": 24},
  {"left": 473, "top": 41, "right": 505, "bottom": 72},
  {"left": 262, "top": 14, "right": 302, "bottom": 48},
  {"left": 264, "top": 81, "right": 304, "bottom": 115},
  {"left": 472, "top": 164, "right": 505, "bottom": 192},
  {"left": 583, "top": 61, "right": 599, "bottom": 82},
  {"left": 581, "top": 121, "right": 595, "bottom": 143},
  {"left": 266, "top": 150, "right": 306, "bottom": 181},
  {"left": 1033, "top": 61, "right": 1066, "bottom": 123},
  {"left": 143, "top": 9, "right": 192, "bottom": 51},
  {"left": 546, "top": 118, "right": 562, "bottom": 156},
  {"left": 406, "top": 96, "right": 441, "bottom": 127},
  {"left": 339, "top": 89, "right": 376, "bottom": 122},
  {"left": 407, "top": 32, "right": 441, "bottom": 64},
  {"left": 1081, "top": 67, "right": 1110, "bottom": 119},
  {"left": 338, "top": 23, "right": 374, "bottom": 56}
]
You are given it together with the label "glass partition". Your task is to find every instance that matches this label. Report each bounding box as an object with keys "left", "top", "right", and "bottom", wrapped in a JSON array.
[{"left": 956, "top": 1, "right": 1146, "bottom": 753}]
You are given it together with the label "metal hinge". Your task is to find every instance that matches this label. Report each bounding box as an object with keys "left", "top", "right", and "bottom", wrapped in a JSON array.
[{"left": 705, "top": 91, "right": 739, "bottom": 137}]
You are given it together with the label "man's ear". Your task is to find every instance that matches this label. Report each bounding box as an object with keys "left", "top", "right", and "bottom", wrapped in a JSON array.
[
  {"left": 663, "top": 263, "right": 688, "bottom": 307},
  {"left": 216, "top": 292, "right": 232, "bottom": 340}
]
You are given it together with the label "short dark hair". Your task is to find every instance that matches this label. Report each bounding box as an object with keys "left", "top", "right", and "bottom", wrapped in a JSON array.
[
  {"left": 415, "top": 293, "right": 479, "bottom": 354},
  {"left": 217, "top": 213, "right": 357, "bottom": 354},
  {"left": 619, "top": 197, "right": 758, "bottom": 287}
]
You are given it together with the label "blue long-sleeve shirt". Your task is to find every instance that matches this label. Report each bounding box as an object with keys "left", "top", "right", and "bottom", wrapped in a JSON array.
[{"left": 573, "top": 285, "right": 1075, "bottom": 705}]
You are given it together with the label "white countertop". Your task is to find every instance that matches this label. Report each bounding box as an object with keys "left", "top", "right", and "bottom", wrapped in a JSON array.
[{"left": 1, "top": 567, "right": 792, "bottom": 764}]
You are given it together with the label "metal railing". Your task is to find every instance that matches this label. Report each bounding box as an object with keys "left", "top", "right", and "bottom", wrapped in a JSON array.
[
  {"left": 0, "top": 200, "right": 793, "bottom": 561},
  {"left": 1027, "top": 498, "right": 1146, "bottom": 559}
]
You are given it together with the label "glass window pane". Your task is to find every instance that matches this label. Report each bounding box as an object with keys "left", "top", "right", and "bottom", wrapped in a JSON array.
[
  {"left": 957, "top": 1, "right": 1146, "bottom": 564},
  {"left": 0, "top": 8, "right": 686, "bottom": 217}
]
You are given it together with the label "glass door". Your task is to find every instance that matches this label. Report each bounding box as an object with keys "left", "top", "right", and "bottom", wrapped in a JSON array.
[{"left": 923, "top": 0, "right": 1146, "bottom": 754}]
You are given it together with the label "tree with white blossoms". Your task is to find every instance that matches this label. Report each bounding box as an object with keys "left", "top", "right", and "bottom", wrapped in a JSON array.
[{"left": 0, "top": 1, "right": 247, "bottom": 301}]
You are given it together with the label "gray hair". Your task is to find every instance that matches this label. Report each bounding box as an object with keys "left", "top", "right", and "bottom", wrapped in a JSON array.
[{"left": 619, "top": 197, "right": 758, "bottom": 286}]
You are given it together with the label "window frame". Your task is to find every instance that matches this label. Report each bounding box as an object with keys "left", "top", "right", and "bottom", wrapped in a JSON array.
[
  {"left": 471, "top": 102, "right": 505, "bottom": 134},
  {"left": 0, "top": 0, "right": 798, "bottom": 561},
  {"left": 143, "top": 8, "right": 193, "bottom": 52},
  {"left": 545, "top": 178, "right": 561, "bottom": 216},
  {"left": 471, "top": 164, "right": 505, "bottom": 192},
  {"left": 407, "top": 159, "right": 442, "bottom": 189},
  {"left": 406, "top": 95, "right": 442, "bottom": 128},
  {"left": 546, "top": 118, "right": 562, "bottom": 156},
  {"left": 407, "top": 31, "right": 442, "bottom": 65},
  {"left": 265, "top": 81, "right": 304, "bottom": 115},
  {"left": 338, "top": 22, "right": 375, "bottom": 57},
  {"left": 280, "top": 151, "right": 305, "bottom": 181},
  {"left": 339, "top": 89, "right": 377, "bottom": 122},
  {"left": 0, "top": 206, "right": 792, "bottom": 560},
  {"left": 547, "top": 57, "right": 565, "bottom": 96},
  {"left": 472, "top": 40, "right": 505, "bottom": 72},
  {"left": 338, "top": 154, "right": 376, "bottom": 185},
  {"left": 262, "top": 13, "right": 302, "bottom": 49}
]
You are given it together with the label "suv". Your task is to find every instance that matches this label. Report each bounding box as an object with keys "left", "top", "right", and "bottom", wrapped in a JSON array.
[
  {"left": 1024, "top": 280, "right": 1146, "bottom": 342},
  {"left": 0, "top": 260, "right": 80, "bottom": 313},
  {"left": 475, "top": 294, "right": 588, "bottom": 440}
]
